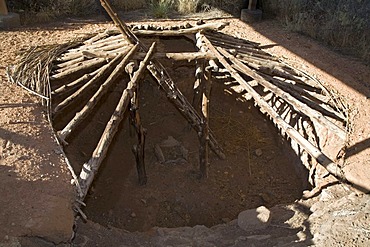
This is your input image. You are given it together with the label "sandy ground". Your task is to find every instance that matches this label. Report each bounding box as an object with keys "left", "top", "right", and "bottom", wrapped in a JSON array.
[{"left": 0, "top": 12, "right": 369, "bottom": 245}]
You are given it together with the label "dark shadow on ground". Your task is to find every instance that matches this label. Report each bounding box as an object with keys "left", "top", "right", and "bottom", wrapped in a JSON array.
[
  {"left": 246, "top": 18, "right": 370, "bottom": 98},
  {"left": 345, "top": 137, "right": 370, "bottom": 158}
]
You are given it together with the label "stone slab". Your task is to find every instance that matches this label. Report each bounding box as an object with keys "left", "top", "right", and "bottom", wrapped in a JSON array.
[{"left": 237, "top": 206, "right": 271, "bottom": 231}]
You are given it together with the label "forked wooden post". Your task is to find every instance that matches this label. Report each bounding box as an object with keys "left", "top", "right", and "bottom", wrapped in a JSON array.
[
  {"left": 248, "top": 0, "right": 258, "bottom": 10},
  {"left": 0, "top": 0, "right": 8, "bottom": 15},
  {"left": 192, "top": 59, "right": 204, "bottom": 112}
]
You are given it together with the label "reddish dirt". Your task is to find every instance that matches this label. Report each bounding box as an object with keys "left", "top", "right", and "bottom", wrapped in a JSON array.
[{"left": 0, "top": 14, "right": 369, "bottom": 245}]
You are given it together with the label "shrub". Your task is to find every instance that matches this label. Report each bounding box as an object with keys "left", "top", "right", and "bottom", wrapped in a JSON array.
[{"left": 149, "top": 0, "right": 175, "bottom": 18}]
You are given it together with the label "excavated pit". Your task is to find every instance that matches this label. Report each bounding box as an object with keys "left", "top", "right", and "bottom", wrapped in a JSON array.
[{"left": 52, "top": 36, "right": 308, "bottom": 232}]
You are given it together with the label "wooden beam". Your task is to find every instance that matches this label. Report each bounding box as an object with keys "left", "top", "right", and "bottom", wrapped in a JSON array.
[
  {"left": 78, "top": 42, "right": 156, "bottom": 200},
  {"left": 85, "top": 50, "right": 216, "bottom": 61},
  {"left": 219, "top": 47, "right": 347, "bottom": 141},
  {"left": 199, "top": 68, "right": 211, "bottom": 178},
  {"left": 57, "top": 45, "right": 139, "bottom": 142},
  {"left": 99, "top": 0, "right": 226, "bottom": 160}
]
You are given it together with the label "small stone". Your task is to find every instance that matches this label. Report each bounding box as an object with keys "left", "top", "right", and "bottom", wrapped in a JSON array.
[
  {"left": 255, "top": 149, "right": 263, "bottom": 156},
  {"left": 130, "top": 212, "right": 136, "bottom": 218},
  {"left": 238, "top": 206, "right": 271, "bottom": 231},
  {"left": 4, "top": 235, "right": 9, "bottom": 240},
  {"left": 141, "top": 199, "right": 147, "bottom": 205}
]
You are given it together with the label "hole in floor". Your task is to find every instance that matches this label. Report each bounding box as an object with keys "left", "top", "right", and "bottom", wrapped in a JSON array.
[{"left": 52, "top": 36, "right": 308, "bottom": 232}]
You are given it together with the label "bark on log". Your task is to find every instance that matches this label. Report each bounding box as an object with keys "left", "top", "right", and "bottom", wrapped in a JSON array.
[
  {"left": 88, "top": 51, "right": 216, "bottom": 61},
  {"left": 54, "top": 56, "right": 85, "bottom": 69},
  {"left": 130, "top": 22, "right": 229, "bottom": 36},
  {"left": 57, "top": 44, "right": 139, "bottom": 142},
  {"left": 199, "top": 33, "right": 347, "bottom": 183},
  {"left": 53, "top": 53, "right": 124, "bottom": 114},
  {"left": 192, "top": 60, "right": 204, "bottom": 112},
  {"left": 206, "top": 36, "right": 265, "bottom": 55},
  {"left": 134, "top": 51, "right": 216, "bottom": 62},
  {"left": 51, "top": 68, "right": 102, "bottom": 96},
  {"left": 199, "top": 68, "right": 211, "bottom": 178},
  {"left": 68, "top": 39, "right": 128, "bottom": 54},
  {"left": 196, "top": 32, "right": 219, "bottom": 71},
  {"left": 263, "top": 75, "right": 345, "bottom": 121},
  {"left": 219, "top": 47, "right": 347, "bottom": 140},
  {"left": 58, "top": 42, "right": 127, "bottom": 62},
  {"left": 51, "top": 58, "right": 107, "bottom": 81},
  {"left": 130, "top": 91, "right": 147, "bottom": 185},
  {"left": 82, "top": 46, "right": 129, "bottom": 59},
  {"left": 78, "top": 42, "right": 156, "bottom": 200}
]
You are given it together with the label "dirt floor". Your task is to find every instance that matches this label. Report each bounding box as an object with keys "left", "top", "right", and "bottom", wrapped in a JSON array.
[{"left": 0, "top": 11, "right": 369, "bottom": 246}]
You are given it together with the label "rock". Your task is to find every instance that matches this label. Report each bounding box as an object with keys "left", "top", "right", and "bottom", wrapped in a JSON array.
[
  {"left": 161, "top": 136, "right": 180, "bottom": 147},
  {"left": 221, "top": 218, "right": 231, "bottom": 223},
  {"left": 130, "top": 212, "right": 136, "bottom": 218},
  {"left": 255, "top": 149, "right": 263, "bottom": 156},
  {"left": 237, "top": 206, "right": 271, "bottom": 231}
]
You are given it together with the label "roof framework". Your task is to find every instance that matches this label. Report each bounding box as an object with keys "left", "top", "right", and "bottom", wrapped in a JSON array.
[{"left": 9, "top": 0, "right": 351, "bottom": 213}]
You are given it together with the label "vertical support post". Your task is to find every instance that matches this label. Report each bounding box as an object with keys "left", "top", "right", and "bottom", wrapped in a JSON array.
[
  {"left": 199, "top": 66, "right": 211, "bottom": 179},
  {"left": 127, "top": 62, "right": 147, "bottom": 185},
  {"left": 0, "top": 0, "right": 8, "bottom": 15},
  {"left": 192, "top": 59, "right": 204, "bottom": 113},
  {"left": 248, "top": 0, "right": 258, "bottom": 10}
]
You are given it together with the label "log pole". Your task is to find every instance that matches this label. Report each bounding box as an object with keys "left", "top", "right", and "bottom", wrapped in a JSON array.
[
  {"left": 127, "top": 65, "right": 147, "bottom": 185},
  {"left": 58, "top": 44, "right": 139, "bottom": 142},
  {"left": 199, "top": 68, "right": 211, "bottom": 178},
  {"left": 130, "top": 99, "right": 148, "bottom": 185},
  {"left": 98, "top": 0, "right": 225, "bottom": 159},
  {"left": 78, "top": 42, "right": 156, "bottom": 200}
]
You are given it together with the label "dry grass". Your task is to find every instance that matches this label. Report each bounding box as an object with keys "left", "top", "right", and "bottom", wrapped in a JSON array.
[
  {"left": 177, "top": 0, "right": 199, "bottom": 14},
  {"left": 149, "top": 0, "right": 175, "bottom": 18},
  {"left": 261, "top": 0, "right": 370, "bottom": 63}
]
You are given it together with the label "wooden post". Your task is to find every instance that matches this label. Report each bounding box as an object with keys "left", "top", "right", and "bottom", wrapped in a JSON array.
[
  {"left": 192, "top": 59, "right": 204, "bottom": 112},
  {"left": 58, "top": 45, "right": 139, "bottom": 142},
  {"left": 198, "top": 33, "right": 348, "bottom": 183},
  {"left": 0, "top": 0, "right": 8, "bottom": 15},
  {"left": 128, "top": 64, "right": 147, "bottom": 185},
  {"left": 78, "top": 42, "right": 156, "bottom": 200},
  {"left": 199, "top": 67, "right": 211, "bottom": 178},
  {"left": 248, "top": 0, "right": 258, "bottom": 10}
]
